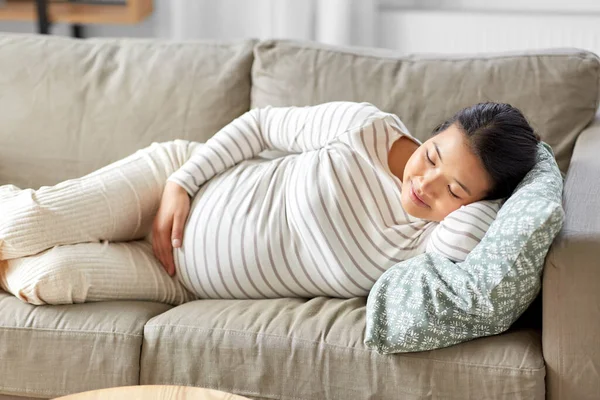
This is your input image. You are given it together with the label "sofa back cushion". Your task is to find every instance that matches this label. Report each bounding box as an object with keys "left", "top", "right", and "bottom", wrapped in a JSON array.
[
  {"left": 0, "top": 34, "right": 255, "bottom": 189},
  {"left": 251, "top": 40, "right": 600, "bottom": 175}
]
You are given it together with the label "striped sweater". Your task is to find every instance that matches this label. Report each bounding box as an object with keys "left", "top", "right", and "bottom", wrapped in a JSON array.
[{"left": 167, "top": 102, "right": 447, "bottom": 299}]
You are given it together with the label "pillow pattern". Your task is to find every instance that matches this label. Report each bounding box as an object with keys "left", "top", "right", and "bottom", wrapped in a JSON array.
[
  {"left": 365, "top": 142, "right": 564, "bottom": 353},
  {"left": 426, "top": 199, "right": 504, "bottom": 263}
]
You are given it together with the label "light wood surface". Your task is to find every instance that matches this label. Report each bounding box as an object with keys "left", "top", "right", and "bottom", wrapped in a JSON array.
[
  {"left": 54, "top": 385, "right": 252, "bottom": 400},
  {"left": 0, "top": 0, "right": 152, "bottom": 24}
]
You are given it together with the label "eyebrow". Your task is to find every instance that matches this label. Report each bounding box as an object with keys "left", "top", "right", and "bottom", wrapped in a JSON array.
[{"left": 433, "top": 141, "right": 472, "bottom": 196}]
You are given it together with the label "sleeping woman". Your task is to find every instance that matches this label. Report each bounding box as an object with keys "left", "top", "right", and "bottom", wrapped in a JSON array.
[{"left": 0, "top": 101, "right": 540, "bottom": 305}]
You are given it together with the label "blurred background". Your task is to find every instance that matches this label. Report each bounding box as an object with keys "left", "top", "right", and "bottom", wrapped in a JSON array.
[{"left": 0, "top": 0, "right": 598, "bottom": 56}]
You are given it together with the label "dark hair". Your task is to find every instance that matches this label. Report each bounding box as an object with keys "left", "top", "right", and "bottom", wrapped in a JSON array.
[{"left": 432, "top": 102, "right": 540, "bottom": 200}]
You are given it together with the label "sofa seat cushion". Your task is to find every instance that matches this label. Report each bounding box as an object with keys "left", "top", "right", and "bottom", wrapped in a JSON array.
[
  {"left": 0, "top": 291, "right": 171, "bottom": 399},
  {"left": 140, "top": 297, "right": 544, "bottom": 400}
]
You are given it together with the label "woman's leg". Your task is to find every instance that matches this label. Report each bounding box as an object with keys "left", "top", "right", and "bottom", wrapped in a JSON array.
[
  {"left": 0, "top": 140, "right": 201, "bottom": 261},
  {"left": 0, "top": 239, "right": 197, "bottom": 305}
]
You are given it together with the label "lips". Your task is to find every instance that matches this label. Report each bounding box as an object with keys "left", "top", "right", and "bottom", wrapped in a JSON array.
[{"left": 409, "top": 181, "right": 429, "bottom": 208}]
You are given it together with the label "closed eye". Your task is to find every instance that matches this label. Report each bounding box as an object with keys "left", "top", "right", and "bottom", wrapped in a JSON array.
[
  {"left": 448, "top": 187, "right": 460, "bottom": 199},
  {"left": 427, "top": 151, "right": 461, "bottom": 199},
  {"left": 426, "top": 152, "right": 435, "bottom": 165}
]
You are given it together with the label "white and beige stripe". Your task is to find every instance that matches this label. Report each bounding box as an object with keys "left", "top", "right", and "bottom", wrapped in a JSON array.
[
  {"left": 167, "top": 102, "right": 437, "bottom": 299},
  {"left": 426, "top": 199, "right": 503, "bottom": 263}
]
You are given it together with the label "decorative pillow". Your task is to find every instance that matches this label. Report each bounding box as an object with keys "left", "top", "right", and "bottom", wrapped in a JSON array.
[
  {"left": 364, "top": 142, "right": 564, "bottom": 353},
  {"left": 426, "top": 199, "right": 504, "bottom": 263}
]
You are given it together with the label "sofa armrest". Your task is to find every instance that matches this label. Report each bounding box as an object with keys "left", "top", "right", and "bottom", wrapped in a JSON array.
[{"left": 543, "top": 116, "right": 600, "bottom": 400}]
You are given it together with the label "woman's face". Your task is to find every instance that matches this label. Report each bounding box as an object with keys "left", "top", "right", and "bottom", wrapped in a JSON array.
[{"left": 400, "top": 123, "right": 493, "bottom": 222}]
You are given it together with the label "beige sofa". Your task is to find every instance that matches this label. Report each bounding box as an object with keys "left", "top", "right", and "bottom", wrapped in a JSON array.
[{"left": 0, "top": 33, "right": 598, "bottom": 400}]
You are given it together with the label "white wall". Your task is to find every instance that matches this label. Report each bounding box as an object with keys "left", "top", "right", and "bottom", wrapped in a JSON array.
[
  {"left": 0, "top": 0, "right": 599, "bottom": 57},
  {"left": 379, "top": 0, "right": 600, "bottom": 55},
  {"left": 381, "top": 0, "right": 600, "bottom": 13},
  {"left": 379, "top": 10, "right": 600, "bottom": 56}
]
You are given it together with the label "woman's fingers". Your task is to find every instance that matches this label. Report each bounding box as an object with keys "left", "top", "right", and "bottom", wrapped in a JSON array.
[
  {"left": 152, "top": 230, "right": 169, "bottom": 275},
  {"left": 168, "top": 212, "right": 185, "bottom": 277},
  {"left": 171, "top": 212, "right": 185, "bottom": 248},
  {"left": 152, "top": 216, "right": 173, "bottom": 276},
  {"left": 151, "top": 227, "right": 162, "bottom": 268},
  {"left": 160, "top": 219, "right": 175, "bottom": 277},
  {"left": 164, "top": 235, "right": 175, "bottom": 277},
  {"left": 161, "top": 237, "right": 174, "bottom": 276}
]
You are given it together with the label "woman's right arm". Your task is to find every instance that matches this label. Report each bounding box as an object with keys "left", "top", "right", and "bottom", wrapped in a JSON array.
[{"left": 166, "top": 101, "right": 388, "bottom": 197}]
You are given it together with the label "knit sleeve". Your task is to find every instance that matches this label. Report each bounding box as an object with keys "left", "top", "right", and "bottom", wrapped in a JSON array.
[
  {"left": 425, "top": 199, "right": 504, "bottom": 263},
  {"left": 167, "top": 101, "right": 387, "bottom": 197}
]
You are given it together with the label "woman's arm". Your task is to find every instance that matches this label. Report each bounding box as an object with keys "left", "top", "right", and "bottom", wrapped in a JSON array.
[
  {"left": 425, "top": 199, "right": 504, "bottom": 263},
  {"left": 167, "top": 101, "right": 392, "bottom": 197}
]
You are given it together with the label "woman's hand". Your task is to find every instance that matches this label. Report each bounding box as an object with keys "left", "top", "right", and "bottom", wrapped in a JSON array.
[{"left": 152, "top": 181, "right": 191, "bottom": 277}]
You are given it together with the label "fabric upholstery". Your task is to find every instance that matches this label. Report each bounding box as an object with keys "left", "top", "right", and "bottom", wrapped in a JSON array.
[
  {"left": 0, "top": 291, "right": 171, "bottom": 398},
  {"left": 0, "top": 395, "right": 39, "bottom": 400},
  {"left": 252, "top": 40, "right": 600, "bottom": 175},
  {"left": 0, "top": 33, "right": 255, "bottom": 190},
  {"left": 140, "top": 297, "right": 545, "bottom": 400},
  {"left": 544, "top": 116, "right": 600, "bottom": 400}
]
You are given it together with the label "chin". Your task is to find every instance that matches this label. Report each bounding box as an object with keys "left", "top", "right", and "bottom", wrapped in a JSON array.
[
  {"left": 401, "top": 191, "right": 439, "bottom": 222},
  {"left": 401, "top": 192, "right": 423, "bottom": 218}
]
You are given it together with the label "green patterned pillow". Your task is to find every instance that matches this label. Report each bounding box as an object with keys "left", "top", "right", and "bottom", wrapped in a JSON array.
[{"left": 364, "top": 142, "right": 564, "bottom": 353}]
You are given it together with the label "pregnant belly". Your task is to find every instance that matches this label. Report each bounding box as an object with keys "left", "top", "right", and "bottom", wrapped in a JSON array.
[{"left": 172, "top": 156, "right": 293, "bottom": 299}]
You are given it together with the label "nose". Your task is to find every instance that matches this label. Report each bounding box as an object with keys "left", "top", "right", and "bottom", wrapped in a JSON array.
[{"left": 419, "top": 171, "right": 442, "bottom": 198}]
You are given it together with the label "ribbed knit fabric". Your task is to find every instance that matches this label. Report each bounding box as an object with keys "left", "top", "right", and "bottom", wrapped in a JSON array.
[
  {"left": 0, "top": 139, "right": 200, "bottom": 261},
  {"left": 0, "top": 239, "right": 195, "bottom": 305},
  {"left": 0, "top": 140, "right": 202, "bottom": 305},
  {"left": 425, "top": 199, "right": 504, "bottom": 262}
]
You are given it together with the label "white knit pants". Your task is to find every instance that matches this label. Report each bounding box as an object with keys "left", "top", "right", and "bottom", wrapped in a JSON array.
[{"left": 0, "top": 140, "right": 203, "bottom": 306}]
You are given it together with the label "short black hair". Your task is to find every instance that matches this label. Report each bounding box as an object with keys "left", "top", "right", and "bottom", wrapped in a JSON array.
[{"left": 432, "top": 102, "right": 540, "bottom": 200}]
